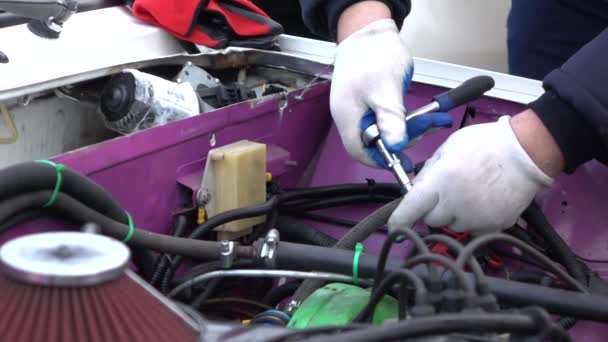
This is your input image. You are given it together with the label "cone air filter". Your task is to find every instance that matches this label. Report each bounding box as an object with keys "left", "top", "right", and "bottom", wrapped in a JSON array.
[{"left": 0, "top": 232, "right": 199, "bottom": 342}]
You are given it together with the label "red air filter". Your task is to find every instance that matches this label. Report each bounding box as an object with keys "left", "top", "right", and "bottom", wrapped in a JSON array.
[{"left": 0, "top": 232, "right": 199, "bottom": 342}]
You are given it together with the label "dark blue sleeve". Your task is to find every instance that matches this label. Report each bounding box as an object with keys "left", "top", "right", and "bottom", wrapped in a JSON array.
[
  {"left": 298, "top": 0, "right": 411, "bottom": 40},
  {"left": 529, "top": 28, "right": 608, "bottom": 172}
]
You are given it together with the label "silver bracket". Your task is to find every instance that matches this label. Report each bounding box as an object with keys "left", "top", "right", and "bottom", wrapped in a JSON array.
[
  {"left": 175, "top": 62, "right": 221, "bottom": 114},
  {"left": 286, "top": 300, "right": 300, "bottom": 315},
  {"left": 219, "top": 240, "right": 235, "bottom": 269},
  {"left": 260, "top": 229, "right": 280, "bottom": 269}
]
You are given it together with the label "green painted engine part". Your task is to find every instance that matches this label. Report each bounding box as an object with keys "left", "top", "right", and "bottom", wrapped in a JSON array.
[{"left": 287, "top": 283, "right": 398, "bottom": 328}]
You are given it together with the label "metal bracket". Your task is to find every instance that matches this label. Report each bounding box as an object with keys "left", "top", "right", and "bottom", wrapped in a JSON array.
[
  {"left": 175, "top": 61, "right": 221, "bottom": 89},
  {"left": 175, "top": 62, "right": 221, "bottom": 114},
  {"left": 219, "top": 240, "right": 235, "bottom": 269},
  {"left": 260, "top": 229, "right": 280, "bottom": 269}
]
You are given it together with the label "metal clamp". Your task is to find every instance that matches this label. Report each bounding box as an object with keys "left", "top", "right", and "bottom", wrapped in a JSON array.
[
  {"left": 286, "top": 300, "right": 301, "bottom": 315},
  {"left": 219, "top": 240, "right": 235, "bottom": 269},
  {"left": 260, "top": 229, "right": 280, "bottom": 269}
]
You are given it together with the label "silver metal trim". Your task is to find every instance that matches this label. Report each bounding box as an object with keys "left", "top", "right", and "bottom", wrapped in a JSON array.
[
  {"left": 168, "top": 269, "right": 373, "bottom": 298},
  {"left": 277, "top": 35, "right": 543, "bottom": 104}
]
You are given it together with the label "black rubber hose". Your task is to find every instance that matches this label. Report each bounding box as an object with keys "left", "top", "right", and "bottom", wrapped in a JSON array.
[
  {"left": 0, "top": 191, "right": 247, "bottom": 260},
  {"left": 522, "top": 202, "right": 588, "bottom": 330},
  {"left": 191, "top": 278, "right": 221, "bottom": 308},
  {"left": 281, "top": 183, "right": 401, "bottom": 201},
  {"left": 261, "top": 282, "right": 301, "bottom": 307},
  {"left": 289, "top": 198, "right": 402, "bottom": 309},
  {"left": 523, "top": 202, "right": 587, "bottom": 282},
  {"left": 301, "top": 313, "right": 554, "bottom": 342},
  {"left": 0, "top": 208, "right": 54, "bottom": 232},
  {"left": 279, "top": 195, "right": 396, "bottom": 212},
  {"left": 273, "top": 241, "right": 608, "bottom": 322},
  {"left": 132, "top": 246, "right": 159, "bottom": 281},
  {"left": 284, "top": 212, "right": 358, "bottom": 228},
  {"left": 354, "top": 269, "right": 427, "bottom": 323},
  {"left": 150, "top": 215, "right": 190, "bottom": 285},
  {"left": 510, "top": 271, "right": 555, "bottom": 287},
  {"left": 158, "top": 196, "right": 281, "bottom": 293},
  {"left": 275, "top": 216, "right": 337, "bottom": 247},
  {"left": 0, "top": 161, "right": 126, "bottom": 221}
]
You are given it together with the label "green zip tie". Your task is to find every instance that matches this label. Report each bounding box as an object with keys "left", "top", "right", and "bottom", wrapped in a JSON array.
[
  {"left": 36, "top": 160, "right": 65, "bottom": 208},
  {"left": 123, "top": 211, "right": 135, "bottom": 243},
  {"left": 352, "top": 242, "right": 364, "bottom": 284}
]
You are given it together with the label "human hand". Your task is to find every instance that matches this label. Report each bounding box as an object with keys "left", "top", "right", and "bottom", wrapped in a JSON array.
[
  {"left": 330, "top": 15, "right": 414, "bottom": 168},
  {"left": 388, "top": 113, "right": 559, "bottom": 235}
]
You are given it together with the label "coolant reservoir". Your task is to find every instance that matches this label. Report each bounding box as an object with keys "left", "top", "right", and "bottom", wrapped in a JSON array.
[{"left": 199, "top": 140, "right": 267, "bottom": 240}]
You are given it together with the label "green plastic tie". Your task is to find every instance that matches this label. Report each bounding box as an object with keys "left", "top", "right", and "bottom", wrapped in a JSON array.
[
  {"left": 123, "top": 211, "right": 135, "bottom": 243},
  {"left": 36, "top": 160, "right": 65, "bottom": 208},
  {"left": 352, "top": 242, "right": 364, "bottom": 284}
]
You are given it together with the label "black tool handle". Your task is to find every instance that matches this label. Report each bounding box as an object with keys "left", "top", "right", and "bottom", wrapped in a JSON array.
[{"left": 432, "top": 75, "right": 495, "bottom": 112}]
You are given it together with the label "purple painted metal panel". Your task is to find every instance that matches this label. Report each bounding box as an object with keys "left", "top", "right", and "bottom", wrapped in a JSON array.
[{"left": 4, "top": 78, "right": 608, "bottom": 339}]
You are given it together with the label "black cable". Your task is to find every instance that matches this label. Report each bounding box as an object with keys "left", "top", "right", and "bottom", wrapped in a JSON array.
[
  {"left": 281, "top": 183, "right": 401, "bottom": 201},
  {"left": 370, "top": 228, "right": 432, "bottom": 306},
  {"left": 275, "top": 217, "right": 338, "bottom": 247},
  {"left": 0, "top": 191, "right": 236, "bottom": 260},
  {"left": 575, "top": 254, "right": 608, "bottom": 264},
  {"left": 262, "top": 282, "right": 301, "bottom": 307},
  {"left": 273, "top": 242, "right": 608, "bottom": 322},
  {"left": 191, "top": 278, "right": 221, "bottom": 308},
  {"left": 523, "top": 202, "right": 588, "bottom": 331},
  {"left": 172, "top": 261, "right": 221, "bottom": 286},
  {"left": 299, "top": 313, "right": 558, "bottom": 342},
  {"left": 523, "top": 202, "right": 588, "bottom": 284},
  {"left": 455, "top": 233, "right": 587, "bottom": 293},
  {"left": 189, "top": 195, "right": 280, "bottom": 241},
  {"left": 377, "top": 228, "right": 441, "bottom": 305},
  {"left": 492, "top": 249, "right": 546, "bottom": 269},
  {"left": 372, "top": 231, "right": 401, "bottom": 293},
  {"left": 290, "top": 199, "right": 403, "bottom": 308},
  {"left": 283, "top": 212, "right": 359, "bottom": 228},
  {"left": 510, "top": 271, "right": 557, "bottom": 286},
  {"left": 265, "top": 325, "right": 366, "bottom": 342},
  {"left": 405, "top": 254, "right": 474, "bottom": 295},
  {"left": 0, "top": 208, "right": 48, "bottom": 232},
  {"left": 159, "top": 196, "right": 281, "bottom": 293},
  {"left": 505, "top": 225, "right": 548, "bottom": 253},
  {"left": 354, "top": 269, "right": 427, "bottom": 323},
  {"left": 423, "top": 234, "right": 485, "bottom": 284},
  {"left": 199, "top": 297, "right": 274, "bottom": 311},
  {"left": 151, "top": 215, "right": 189, "bottom": 285},
  {"left": 397, "top": 280, "right": 408, "bottom": 320},
  {"left": 172, "top": 214, "right": 189, "bottom": 237},
  {"left": 280, "top": 195, "right": 396, "bottom": 212},
  {"left": 0, "top": 161, "right": 126, "bottom": 221}
]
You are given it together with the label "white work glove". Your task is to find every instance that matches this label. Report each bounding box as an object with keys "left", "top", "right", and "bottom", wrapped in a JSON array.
[
  {"left": 330, "top": 19, "right": 412, "bottom": 168},
  {"left": 388, "top": 116, "right": 554, "bottom": 235}
]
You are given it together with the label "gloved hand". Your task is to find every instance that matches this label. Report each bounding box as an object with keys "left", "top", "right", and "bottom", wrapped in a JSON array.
[
  {"left": 388, "top": 116, "right": 554, "bottom": 235},
  {"left": 330, "top": 19, "right": 413, "bottom": 169}
]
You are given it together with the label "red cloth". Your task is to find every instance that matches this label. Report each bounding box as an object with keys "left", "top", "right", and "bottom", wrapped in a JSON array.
[{"left": 132, "top": 0, "right": 283, "bottom": 48}]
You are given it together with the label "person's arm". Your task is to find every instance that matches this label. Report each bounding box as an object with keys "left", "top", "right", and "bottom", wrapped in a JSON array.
[
  {"left": 336, "top": 1, "right": 391, "bottom": 42},
  {"left": 388, "top": 28, "right": 608, "bottom": 235},
  {"left": 298, "top": 0, "right": 411, "bottom": 40},
  {"left": 511, "top": 109, "right": 564, "bottom": 177},
  {"left": 528, "top": 28, "right": 608, "bottom": 173}
]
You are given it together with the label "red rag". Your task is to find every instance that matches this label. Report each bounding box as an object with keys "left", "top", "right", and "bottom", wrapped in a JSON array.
[
  {"left": 131, "top": 0, "right": 280, "bottom": 48},
  {"left": 208, "top": 0, "right": 276, "bottom": 37}
]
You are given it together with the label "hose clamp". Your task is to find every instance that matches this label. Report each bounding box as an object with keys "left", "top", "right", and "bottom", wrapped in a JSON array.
[
  {"left": 219, "top": 240, "right": 235, "bottom": 269},
  {"left": 260, "top": 229, "right": 280, "bottom": 269},
  {"left": 285, "top": 300, "right": 300, "bottom": 314}
]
